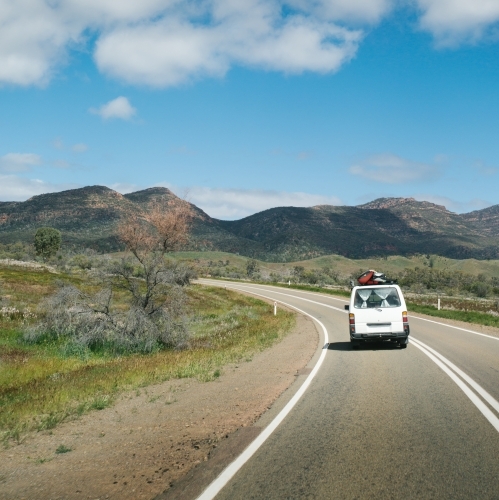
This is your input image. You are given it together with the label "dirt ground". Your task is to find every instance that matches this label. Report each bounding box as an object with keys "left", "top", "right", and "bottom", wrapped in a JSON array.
[{"left": 0, "top": 313, "right": 319, "bottom": 500}]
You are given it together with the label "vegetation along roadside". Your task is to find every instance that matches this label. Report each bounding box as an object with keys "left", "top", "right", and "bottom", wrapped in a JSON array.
[{"left": 0, "top": 267, "right": 294, "bottom": 445}]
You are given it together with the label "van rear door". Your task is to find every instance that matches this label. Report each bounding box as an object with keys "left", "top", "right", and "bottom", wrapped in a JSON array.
[{"left": 351, "top": 286, "right": 405, "bottom": 335}]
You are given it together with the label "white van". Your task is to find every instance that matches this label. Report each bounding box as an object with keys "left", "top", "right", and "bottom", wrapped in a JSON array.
[{"left": 345, "top": 284, "right": 409, "bottom": 349}]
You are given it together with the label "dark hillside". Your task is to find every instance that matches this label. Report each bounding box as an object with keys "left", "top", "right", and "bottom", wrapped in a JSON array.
[
  {"left": 0, "top": 186, "right": 139, "bottom": 251},
  {"left": 0, "top": 187, "right": 498, "bottom": 260},
  {"left": 462, "top": 204, "right": 499, "bottom": 236}
]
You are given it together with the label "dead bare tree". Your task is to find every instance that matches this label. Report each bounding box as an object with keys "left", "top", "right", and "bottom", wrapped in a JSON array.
[{"left": 26, "top": 199, "right": 196, "bottom": 354}]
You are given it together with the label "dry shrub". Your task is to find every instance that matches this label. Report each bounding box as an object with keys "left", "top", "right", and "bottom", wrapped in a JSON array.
[{"left": 25, "top": 199, "right": 196, "bottom": 355}]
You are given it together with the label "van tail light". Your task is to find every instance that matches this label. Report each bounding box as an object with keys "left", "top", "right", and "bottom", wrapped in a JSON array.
[
  {"left": 402, "top": 311, "right": 410, "bottom": 335},
  {"left": 349, "top": 313, "right": 355, "bottom": 334}
]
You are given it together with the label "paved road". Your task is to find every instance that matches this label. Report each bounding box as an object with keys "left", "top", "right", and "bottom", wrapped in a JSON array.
[{"left": 196, "top": 280, "right": 499, "bottom": 500}]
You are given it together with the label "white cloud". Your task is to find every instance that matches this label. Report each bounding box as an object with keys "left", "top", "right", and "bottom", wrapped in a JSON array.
[
  {"left": 473, "top": 159, "right": 498, "bottom": 176},
  {"left": 72, "top": 143, "right": 88, "bottom": 152},
  {"left": 89, "top": 96, "right": 136, "bottom": 120},
  {"left": 297, "top": 151, "right": 313, "bottom": 161},
  {"left": 349, "top": 153, "right": 440, "bottom": 184},
  {"left": 0, "top": 153, "right": 42, "bottom": 173},
  {"left": 0, "top": 174, "right": 78, "bottom": 201},
  {"left": 0, "top": 0, "right": 368, "bottom": 87},
  {"left": 3, "top": 0, "right": 499, "bottom": 88},
  {"left": 154, "top": 184, "right": 342, "bottom": 219},
  {"left": 286, "top": 0, "right": 393, "bottom": 23},
  {"left": 94, "top": 10, "right": 361, "bottom": 86},
  {"left": 413, "top": 194, "right": 493, "bottom": 213},
  {"left": 109, "top": 182, "right": 141, "bottom": 194},
  {"left": 416, "top": 0, "right": 499, "bottom": 44},
  {"left": 53, "top": 137, "right": 64, "bottom": 150}
]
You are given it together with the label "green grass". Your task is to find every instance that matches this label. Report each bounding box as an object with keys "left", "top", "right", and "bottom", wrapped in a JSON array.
[
  {"left": 0, "top": 278, "right": 294, "bottom": 444},
  {"left": 55, "top": 444, "right": 72, "bottom": 454},
  {"left": 407, "top": 303, "right": 499, "bottom": 328}
]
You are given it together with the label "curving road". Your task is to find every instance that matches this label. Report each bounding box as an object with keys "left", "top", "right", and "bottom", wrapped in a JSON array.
[{"left": 193, "top": 280, "right": 499, "bottom": 500}]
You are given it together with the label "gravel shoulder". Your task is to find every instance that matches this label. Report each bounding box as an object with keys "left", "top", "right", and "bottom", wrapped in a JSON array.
[{"left": 0, "top": 313, "right": 319, "bottom": 500}]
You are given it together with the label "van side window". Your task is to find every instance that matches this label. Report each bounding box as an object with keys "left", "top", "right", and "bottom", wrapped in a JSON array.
[{"left": 354, "top": 287, "right": 401, "bottom": 309}]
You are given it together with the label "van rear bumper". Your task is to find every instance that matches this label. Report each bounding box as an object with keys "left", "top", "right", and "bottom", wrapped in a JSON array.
[{"left": 351, "top": 331, "right": 409, "bottom": 341}]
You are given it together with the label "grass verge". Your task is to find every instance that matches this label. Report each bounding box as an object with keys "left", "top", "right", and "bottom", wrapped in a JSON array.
[
  {"left": 1, "top": 284, "right": 294, "bottom": 444},
  {"left": 407, "top": 303, "right": 499, "bottom": 328}
]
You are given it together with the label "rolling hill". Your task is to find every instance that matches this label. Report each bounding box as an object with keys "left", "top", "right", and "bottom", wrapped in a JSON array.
[{"left": 0, "top": 187, "right": 498, "bottom": 261}]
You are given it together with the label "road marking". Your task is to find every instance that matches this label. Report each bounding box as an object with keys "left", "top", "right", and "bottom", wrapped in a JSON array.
[
  {"left": 196, "top": 287, "right": 329, "bottom": 500},
  {"left": 198, "top": 279, "right": 499, "bottom": 471},
  {"left": 411, "top": 336, "right": 499, "bottom": 415},
  {"left": 409, "top": 315, "right": 499, "bottom": 341},
  {"left": 216, "top": 283, "right": 347, "bottom": 314},
  {"left": 410, "top": 337, "right": 499, "bottom": 433}
]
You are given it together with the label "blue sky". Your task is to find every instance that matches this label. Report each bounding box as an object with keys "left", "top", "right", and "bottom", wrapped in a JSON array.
[{"left": 1, "top": 0, "right": 499, "bottom": 218}]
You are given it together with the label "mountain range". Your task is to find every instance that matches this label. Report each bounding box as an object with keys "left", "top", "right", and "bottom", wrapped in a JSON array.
[{"left": 0, "top": 185, "right": 498, "bottom": 262}]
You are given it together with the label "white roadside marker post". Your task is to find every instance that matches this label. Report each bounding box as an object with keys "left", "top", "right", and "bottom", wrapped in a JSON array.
[
  {"left": 274, "top": 302, "right": 277, "bottom": 316},
  {"left": 438, "top": 296, "right": 441, "bottom": 310}
]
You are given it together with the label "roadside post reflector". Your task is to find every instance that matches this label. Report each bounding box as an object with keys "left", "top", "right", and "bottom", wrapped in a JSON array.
[{"left": 274, "top": 302, "right": 277, "bottom": 316}]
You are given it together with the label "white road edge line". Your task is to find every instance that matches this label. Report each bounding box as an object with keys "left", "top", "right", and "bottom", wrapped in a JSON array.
[
  {"left": 196, "top": 287, "right": 329, "bottom": 500},
  {"left": 410, "top": 337, "right": 499, "bottom": 415},
  {"left": 216, "top": 283, "right": 347, "bottom": 314},
  {"left": 409, "top": 339, "right": 499, "bottom": 433}
]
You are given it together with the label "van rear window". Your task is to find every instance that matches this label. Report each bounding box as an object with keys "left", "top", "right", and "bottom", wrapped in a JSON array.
[{"left": 354, "top": 287, "right": 401, "bottom": 309}]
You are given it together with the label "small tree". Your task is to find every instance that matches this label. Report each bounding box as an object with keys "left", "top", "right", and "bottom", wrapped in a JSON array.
[
  {"left": 246, "top": 259, "right": 259, "bottom": 277},
  {"left": 34, "top": 227, "right": 61, "bottom": 260}
]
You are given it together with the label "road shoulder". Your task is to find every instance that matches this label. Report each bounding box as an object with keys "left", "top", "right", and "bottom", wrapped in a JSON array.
[{"left": 0, "top": 313, "right": 319, "bottom": 500}]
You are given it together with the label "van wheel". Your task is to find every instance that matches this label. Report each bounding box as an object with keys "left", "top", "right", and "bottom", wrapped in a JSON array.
[{"left": 351, "top": 340, "right": 360, "bottom": 349}]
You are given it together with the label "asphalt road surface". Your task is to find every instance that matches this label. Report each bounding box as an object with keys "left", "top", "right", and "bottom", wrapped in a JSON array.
[{"left": 194, "top": 280, "right": 499, "bottom": 500}]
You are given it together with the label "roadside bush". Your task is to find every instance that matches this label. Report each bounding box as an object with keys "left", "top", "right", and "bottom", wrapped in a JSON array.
[
  {"left": 25, "top": 200, "right": 196, "bottom": 355},
  {"left": 70, "top": 254, "right": 93, "bottom": 270},
  {"left": 24, "top": 263, "right": 191, "bottom": 354}
]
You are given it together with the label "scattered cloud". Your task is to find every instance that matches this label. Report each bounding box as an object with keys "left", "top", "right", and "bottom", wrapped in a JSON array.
[
  {"left": 349, "top": 153, "right": 440, "bottom": 184},
  {"left": 0, "top": 174, "right": 78, "bottom": 201},
  {"left": 52, "top": 159, "right": 71, "bottom": 169},
  {"left": 109, "top": 182, "right": 141, "bottom": 194},
  {"left": 53, "top": 137, "right": 64, "bottom": 150},
  {"left": 89, "top": 96, "right": 136, "bottom": 120},
  {"left": 72, "top": 143, "right": 88, "bottom": 153},
  {"left": 94, "top": 10, "right": 362, "bottom": 86},
  {"left": 413, "top": 194, "right": 493, "bottom": 213},
  {"left": 0, "top": 0, "right": 371, "bottom": 87},
  {"left": 473, "top": 159, "right": 498, "bottom": 176},
  {"left": 416, "top": 0, "right": 499, "bottom": 45},
  {"left": 296, "top": 151, "right": 313, "bottom": 161},
  {"left": 0, "top": 153, "right": 42, "bottom": 173},
  {"left": 152, "top": 184, "right": 342, "bottom": 219},
  {"left": 1, "top": 1, "right": 499, "bottom": 87}
]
